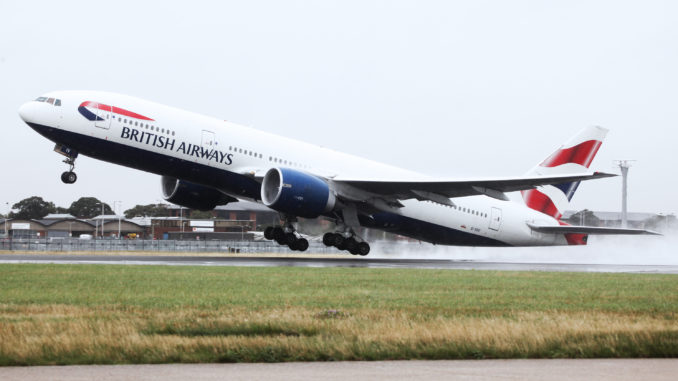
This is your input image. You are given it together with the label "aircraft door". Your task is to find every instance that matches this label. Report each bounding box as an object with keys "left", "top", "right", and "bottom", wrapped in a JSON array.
[
  {"left": 201, "top": 130, "right": 216, "bottom": 165},
  {"left": 201, "top": 130, "right": 215, "bottom": 148},
  {"left": 489, "top": 207, "right": 502, "bottom": 231},
  {"left": 94, "top": 103, "right": 112, "bottom": 129}
]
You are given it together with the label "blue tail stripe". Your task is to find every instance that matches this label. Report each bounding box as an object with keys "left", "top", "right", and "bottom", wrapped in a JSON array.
[{"left": 554, "top": 181, "right": 581, "bottom": 201}]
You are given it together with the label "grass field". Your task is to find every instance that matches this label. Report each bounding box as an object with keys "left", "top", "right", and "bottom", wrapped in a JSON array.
[{"left": 0, "top": 263, "right": 677, "bottom": 365}]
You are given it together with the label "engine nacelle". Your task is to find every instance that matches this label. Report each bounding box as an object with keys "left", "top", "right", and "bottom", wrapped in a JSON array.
[
  {"left": 161, "top": 176, "right": 235, "bottom": 211},
  {"left": 261, "top": 168, "right": 336, "bottom": 218}
]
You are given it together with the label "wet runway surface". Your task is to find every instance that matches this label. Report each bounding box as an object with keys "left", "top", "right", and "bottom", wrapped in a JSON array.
[{"left": 1, "top": 254, "right": 677, "bottom": 273}]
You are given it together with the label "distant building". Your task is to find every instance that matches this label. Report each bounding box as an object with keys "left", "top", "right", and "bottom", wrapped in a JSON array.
[
  {"left": 0, "top": 214, "right": 144, "bottom": 239},
  {"left": 164, "top": 200, "right": 279, "bottom": 226},
  {"left": 562, "top": 210, "right": 675, "bottom": 231},
  {"left": 0, "top": 200, "right": 284, "bottom": 241},
  {"left": 147, "top": 200, "right": 280, "bottom": 240}
]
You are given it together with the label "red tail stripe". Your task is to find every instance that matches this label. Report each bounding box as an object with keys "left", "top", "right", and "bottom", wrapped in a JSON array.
[
  {"left": 558, "top": 220, "right": 588, "bottom": 245},
  {"left": 79, "top": 101, "right": 154, "bottom": 121},
  {"left": 521, "top": 189, "right": 562, "bottom": 220},
  {"left": 540, "top": 140, "right": 602, "bottom": 168}
]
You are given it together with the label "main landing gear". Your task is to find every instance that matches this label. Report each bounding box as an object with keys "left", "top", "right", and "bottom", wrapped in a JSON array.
[
  {"left": 263, "top": 223, "right": 309, "bottom": 252},
  {"left": 322, "top": 232, "right": 370, "bottom": 256},
  {"left": 60, "top": 156, "right": 77, "bottom": 184}
]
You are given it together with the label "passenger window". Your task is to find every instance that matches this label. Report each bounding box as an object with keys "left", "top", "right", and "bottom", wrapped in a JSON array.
[{"left": 55, "top": 99, "right": 61, "bottom": 106}]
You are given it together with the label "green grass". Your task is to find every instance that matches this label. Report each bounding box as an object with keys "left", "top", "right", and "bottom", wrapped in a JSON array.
[{"left": 0, "top": 264, "right": 677, "bottom": 364}]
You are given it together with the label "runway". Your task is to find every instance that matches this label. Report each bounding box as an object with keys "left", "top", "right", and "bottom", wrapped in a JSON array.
[
  {"left": 1, "top": 253, "right": 677, "bottom": 273},
  {"left": 2, "top": 359, "right": 678, "bottom": 381}
]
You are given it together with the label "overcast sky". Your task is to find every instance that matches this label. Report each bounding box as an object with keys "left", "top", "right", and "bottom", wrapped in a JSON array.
[{"left": 1, "top": 0, "right": 676, "bottom": 216}]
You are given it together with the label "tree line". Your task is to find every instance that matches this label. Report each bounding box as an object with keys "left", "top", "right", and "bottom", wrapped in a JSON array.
[{"left": 1, "top": 196, "right": 199, "bottom": 220}]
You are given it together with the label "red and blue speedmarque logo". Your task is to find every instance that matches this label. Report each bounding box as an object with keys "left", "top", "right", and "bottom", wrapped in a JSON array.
[{"left": 78, "top": 101, "right": 154, "bottom": 122}]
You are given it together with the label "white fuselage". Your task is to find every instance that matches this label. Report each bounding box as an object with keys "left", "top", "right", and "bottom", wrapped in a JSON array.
[{"left": 19, "top": 90, "right": 568, "bottom": 246}]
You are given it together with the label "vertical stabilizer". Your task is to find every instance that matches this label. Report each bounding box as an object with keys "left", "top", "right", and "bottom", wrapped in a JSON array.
[{"left": 521, "top": 126, "right": 608, "bottom": 220}]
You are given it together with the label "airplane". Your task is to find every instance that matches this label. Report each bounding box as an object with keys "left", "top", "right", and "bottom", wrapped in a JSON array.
[{"left": 17, "top": 91, "right": 657, "bottom": 255}]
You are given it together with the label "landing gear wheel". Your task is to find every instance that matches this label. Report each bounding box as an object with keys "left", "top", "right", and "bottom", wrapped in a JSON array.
[
  {"left": 272, "top": 227, "right": 285, "bottom": 244},
  {"left": 285, "top": 232, "right": 297, "bottom": 245},
  {"left": 61, "top": 171, "right": 77, "bottom": 184},
  {"left": 357, "top": 242, "right": 370, "bottom": 256},
  {"left": 296, "top": 238, "right": 309, "bottom": 252},
  {"left": 345, "top": 237, "right": 358, "bottom": 252},
  {"left": 264, "top": 226, "right": 274, "bottom": 240},
  {"left": 322, "top": 232, "right": 335, "bottom": 247},
  {"left": 334, "top": 235, "right": 347, "bottom": 250}
]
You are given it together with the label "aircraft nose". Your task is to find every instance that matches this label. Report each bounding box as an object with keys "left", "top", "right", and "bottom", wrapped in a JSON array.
[{"left": 18, "top": 101, "right": 33, "bottom": 122}]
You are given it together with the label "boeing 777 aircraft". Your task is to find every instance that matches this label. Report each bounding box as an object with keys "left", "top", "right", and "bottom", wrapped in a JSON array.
[{"left": 18, "top": 91, "right": 656, "bottom": 255}]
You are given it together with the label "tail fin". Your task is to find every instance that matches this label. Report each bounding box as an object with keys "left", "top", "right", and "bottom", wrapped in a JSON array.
[{"left": 521, "top": 126, "right": 608, "bottom": 220}]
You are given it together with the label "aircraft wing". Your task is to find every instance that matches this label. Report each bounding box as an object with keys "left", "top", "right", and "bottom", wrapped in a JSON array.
[
  {"left": 332, "top": 172, "right": 616, "bottom": 201},
  {"left": 526, "top": 223, "right": 661, "bottom": 235}
]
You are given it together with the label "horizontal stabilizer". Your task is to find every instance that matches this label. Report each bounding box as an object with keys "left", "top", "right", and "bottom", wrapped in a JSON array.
[{"left": 527, "top": 223, "right": 661, "bottom": 236}]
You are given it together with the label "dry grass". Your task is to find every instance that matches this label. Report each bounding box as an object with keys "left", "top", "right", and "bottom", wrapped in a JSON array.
[{"left": 1, "top": 304, "right": 676, "bottom": 364}]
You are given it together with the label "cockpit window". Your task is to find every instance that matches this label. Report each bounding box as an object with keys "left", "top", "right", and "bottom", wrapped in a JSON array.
[{"left": 34, "top": 97, "right": 62, "bottom": 106}]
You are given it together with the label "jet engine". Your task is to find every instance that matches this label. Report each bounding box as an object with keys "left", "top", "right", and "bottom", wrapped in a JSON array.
[
  {"left": 261, "top": 168, "right": 336, "bottom": 218},
  {"left": 161, "top": 176, "right": 235, "bottom": 211}
]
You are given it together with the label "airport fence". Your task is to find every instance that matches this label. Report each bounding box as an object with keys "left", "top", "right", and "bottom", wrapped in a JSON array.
[
  {"left": 0, "top": 238, "right": 330, "bottom": 254},
  {"left": 0, "top": 238, "right": 413, "bottom": 254}
]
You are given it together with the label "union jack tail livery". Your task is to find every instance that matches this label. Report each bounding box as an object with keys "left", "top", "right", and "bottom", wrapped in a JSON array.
[{"left": 521, "top": 126, "right": 608, "bottom": 220}]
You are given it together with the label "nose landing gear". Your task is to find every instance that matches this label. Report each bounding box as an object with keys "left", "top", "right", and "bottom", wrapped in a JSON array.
[
  {"left": 54, "top": 144, "right": 78, "bottom": 184},
  {"left": 60, "top": 156, "right": 77, "bottom": 184}
]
